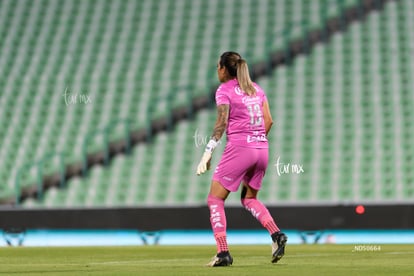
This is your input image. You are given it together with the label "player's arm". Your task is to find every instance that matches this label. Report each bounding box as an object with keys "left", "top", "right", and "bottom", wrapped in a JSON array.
[
  {"left": 196, "top": 104, "right": 229, "bottom": 175},
  {"left": 211, "top": 104, "right": 229, "bottom": 141},
  {"left": 263, "top": 101, "right": 273, "bottom": 135}
]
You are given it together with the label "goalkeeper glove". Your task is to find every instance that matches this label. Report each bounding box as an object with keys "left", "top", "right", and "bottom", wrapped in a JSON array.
[{"left": 196, "top": 139, "right": 218, "bottom": 175}]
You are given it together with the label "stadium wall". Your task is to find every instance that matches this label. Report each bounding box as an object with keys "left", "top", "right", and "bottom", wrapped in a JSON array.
[{"left": 0, "top": 205, "right": 413, "bottom": 231}]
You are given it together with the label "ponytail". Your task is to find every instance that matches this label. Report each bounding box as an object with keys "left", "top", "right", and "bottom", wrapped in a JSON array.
[
  {"left": 236, "top": 59, "right": 256, "bottom": 96},
  {"left": 219, "top": 51, "right": 256, "bottom": 96}
]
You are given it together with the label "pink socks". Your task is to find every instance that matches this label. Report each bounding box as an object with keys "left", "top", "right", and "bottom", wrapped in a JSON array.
[
  {"left": 208, "top": 194, "right": 280, "bottom": 253},
  {"left": 207, "top": 194, "right": 229, "bottom": 253},
  {"left": 241, "top": 197, "right": 280, "bottom": 234}
]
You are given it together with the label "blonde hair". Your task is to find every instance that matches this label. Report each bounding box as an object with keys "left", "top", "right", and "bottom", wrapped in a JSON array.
[
  {"left": 219, "top": 51, "right": 256, "bottom": 96},
  {"left": 236, "top": 59, "right": 256, "bottom": 96}
]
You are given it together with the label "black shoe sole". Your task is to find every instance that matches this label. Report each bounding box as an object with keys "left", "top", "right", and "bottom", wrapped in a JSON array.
[{"left": 213, "top": 260, "right": 233, "bottom": 267}]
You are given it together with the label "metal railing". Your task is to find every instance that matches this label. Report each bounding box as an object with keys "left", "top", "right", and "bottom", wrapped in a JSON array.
[{"left": 14, "top": 152, "right": 65, "bottom": 204}]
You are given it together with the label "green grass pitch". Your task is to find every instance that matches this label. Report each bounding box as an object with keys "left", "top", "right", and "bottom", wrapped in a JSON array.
[{"left": 0, "top": 244, "right": 413, "bottom": 275}]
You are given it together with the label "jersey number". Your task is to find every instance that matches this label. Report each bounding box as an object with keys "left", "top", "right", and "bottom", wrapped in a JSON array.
[{"left": 247, "top": 104, "right": 262, "bottom": 126}]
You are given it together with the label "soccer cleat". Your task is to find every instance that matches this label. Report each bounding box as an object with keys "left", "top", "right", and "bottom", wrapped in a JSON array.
[
  {"left": 206, "top": 251, "right": 233, "bottom": 267},
  {"left": 271, "top": 232, "right": 288, "bottom": 263}
]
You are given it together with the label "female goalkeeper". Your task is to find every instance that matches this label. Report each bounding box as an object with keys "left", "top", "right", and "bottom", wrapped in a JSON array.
[{"left": 196, "top": 51, "right": 287, "bottom": 267}]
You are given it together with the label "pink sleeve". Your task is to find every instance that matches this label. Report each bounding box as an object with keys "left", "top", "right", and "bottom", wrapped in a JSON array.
[{"left": 215, "top": 85, "right": 230, "bottom": 105}]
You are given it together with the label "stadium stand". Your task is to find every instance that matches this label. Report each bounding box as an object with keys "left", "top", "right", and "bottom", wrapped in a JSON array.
[
  {"left": 261, "top": 0, "right": 414, "bottom": 204},
  {"left": 1, "top": 0, "right": 353, "bottom": 205},
  {"left": 1, "top": 0, "right": 351, "bottom": 204},
  {"left": 1, "top": 0, "right": 412, "bottom": 207}
]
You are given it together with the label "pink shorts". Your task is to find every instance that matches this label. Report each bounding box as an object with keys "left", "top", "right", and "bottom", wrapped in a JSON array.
[{"left": 213, "top": 142, "right": 269, "bottom": 192}]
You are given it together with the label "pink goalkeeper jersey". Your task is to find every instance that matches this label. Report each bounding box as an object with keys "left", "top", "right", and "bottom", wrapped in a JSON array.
[{"left": 215, "top": 78, "right": 268, "bottom": 149}]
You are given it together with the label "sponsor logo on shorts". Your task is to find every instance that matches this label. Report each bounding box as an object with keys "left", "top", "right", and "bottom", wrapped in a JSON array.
[{"left": 223, "top": 176, "right": 233, "bottom": 182}]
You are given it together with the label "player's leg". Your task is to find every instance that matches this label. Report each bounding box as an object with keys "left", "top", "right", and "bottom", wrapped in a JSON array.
[
  {"left": 206, "top": 180, "right": 233, "bottom": 266},
  {"left": 240, "top": 184, "right": 287, "bottom": 263},
  {"left": 208, "top": 180, "right": 230, "bottom": 256},
  {"left": 240, "top": 148, "right": 287, "bottom": 263},
  {"left": 206, "top": 144, "right": 248, "bottom": 267},
  {"left": 240, "top": 184, "right": 280, "bottom": 234}
]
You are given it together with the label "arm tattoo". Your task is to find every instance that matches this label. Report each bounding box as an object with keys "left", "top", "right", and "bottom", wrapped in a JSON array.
[{"left": 211, "top": 104, "right": 229, "bottom": 141}]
